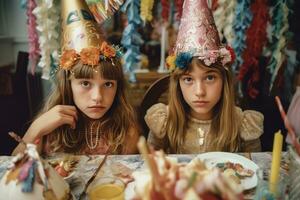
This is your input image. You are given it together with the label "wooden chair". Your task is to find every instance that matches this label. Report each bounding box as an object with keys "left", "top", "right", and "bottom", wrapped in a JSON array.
[
  {"left": 0, "top": 51, "right": 30, "bottom": 155},
  {"left": 138, "top": 74, "right": 170, "bottom": 137}
]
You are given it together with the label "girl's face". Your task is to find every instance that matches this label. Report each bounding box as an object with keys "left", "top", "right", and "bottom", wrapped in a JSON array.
[
  {"left": 71, "top": 72, "right": 117, "bottom": 119},
  {"left": 179, "top": 63, "right": 223, "bottom": 120}
]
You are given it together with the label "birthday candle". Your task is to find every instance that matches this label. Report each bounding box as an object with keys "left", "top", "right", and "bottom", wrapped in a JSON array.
[{"left": 269, "top": 130, "right": 283, "bottom": 194}]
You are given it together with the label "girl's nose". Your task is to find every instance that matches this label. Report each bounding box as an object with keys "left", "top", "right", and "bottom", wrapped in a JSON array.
[
  {"left": 195, "top": 81, "right": 206, "bottom": 97},
  {"left": 91, "top": 87, "right": 102, "bottom": 103}
]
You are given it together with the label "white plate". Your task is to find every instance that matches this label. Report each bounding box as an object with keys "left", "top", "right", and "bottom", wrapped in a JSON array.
[{"left": 197, "top": 152, "right": 259, "bottom": 190}]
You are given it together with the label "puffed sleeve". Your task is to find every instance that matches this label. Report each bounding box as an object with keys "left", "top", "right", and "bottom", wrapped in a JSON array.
[
  {"left": 144, "top": 103, "right": 169, "bottom": 151},
  {"left": 236, "top": 107, "right": 264, "bottom": 152}
]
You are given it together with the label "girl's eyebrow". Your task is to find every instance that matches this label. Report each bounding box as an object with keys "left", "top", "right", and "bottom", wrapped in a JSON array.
[{"left": 204, "top": 70, "right": 219, "bottom": 74}]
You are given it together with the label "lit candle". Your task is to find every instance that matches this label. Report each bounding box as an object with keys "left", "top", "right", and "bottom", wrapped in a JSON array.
[{"left": 269, "top": 130, "right": 283, "bottom": 194}]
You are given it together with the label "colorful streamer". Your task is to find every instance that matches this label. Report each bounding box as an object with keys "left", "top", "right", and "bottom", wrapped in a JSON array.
[
  {"left": 33, "top": 0, "right": 60, "bottom": 80},
  {"left": 174, "top": 0, "right": 184, "bottom": 20},
  {"left": 26, "top": 0, "right": 40, "bottom": 75},
  {"left": 213, "top": 0, "right": 237, "bottom": 45},
  {"left": 232, "top": 0, "right": 252, "bottom": 74},
  {"left": 266, "top": 1, "right": 290, "bottom": 91},
  {"left": 140, "top": 0, "right": 154, "bottom": 23},
  {"left": 238, "top": 0, "right": 269, "bottom": 99},
  {"left": 121, "top": 0, "right": 144, "bottom": 82},
  {"left": 161, "top": 0, "right": 170, "bottom": 22}
]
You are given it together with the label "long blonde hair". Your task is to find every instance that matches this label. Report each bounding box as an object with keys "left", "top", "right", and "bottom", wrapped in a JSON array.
[
  {"left": 41, "top": 58, "right": 138, "bottom": 154},
  {"left": 167, "top": 58, "right": 241, "bottom": 153}
]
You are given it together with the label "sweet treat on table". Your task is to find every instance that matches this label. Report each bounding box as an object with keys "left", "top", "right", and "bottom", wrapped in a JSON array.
[
  {"left": 49, "top": 156, "right": 78, "bottom": 178},
  {"left": 0, "top": 144, "right": 71, "bottom": 200},
  {"left": 135, "top": 138, "right": 244, "bottom": 200},
  {"left": 216, "top": 162, "right": 254, "bottom": 184}
]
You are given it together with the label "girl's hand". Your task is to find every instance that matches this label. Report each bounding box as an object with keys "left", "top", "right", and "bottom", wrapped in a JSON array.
[{"left": 28, "top": 105, "right": 78, "bottom": 140}]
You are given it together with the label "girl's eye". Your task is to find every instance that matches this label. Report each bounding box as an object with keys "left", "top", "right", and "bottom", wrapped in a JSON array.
[
  {"left": 104, "top": 82, "right": 114, "bottom": 88},
  {"left": 205, "top": 75, "right": 216, "bottom": 82},
  {"left": 183, "top": 77, "right": 193, "bottom": 84},
  {"left": 80, "top": 81, "right": 91, "bottom": 88}
]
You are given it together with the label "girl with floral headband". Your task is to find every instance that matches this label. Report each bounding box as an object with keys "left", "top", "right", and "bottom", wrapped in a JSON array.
[
  {"left": 145, "top": 0, "right": 263, "bottom": 153},
  {"left": 12, "top": 0, "right": 139, "bottom": 156}
]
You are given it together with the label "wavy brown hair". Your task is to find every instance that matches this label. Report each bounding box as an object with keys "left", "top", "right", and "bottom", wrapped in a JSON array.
[
  {"left": 40, "top": 58, "right": 138, "bottom": 154},
  {"left": 166, "top": 58, "right": 241, "bottom": 153}
]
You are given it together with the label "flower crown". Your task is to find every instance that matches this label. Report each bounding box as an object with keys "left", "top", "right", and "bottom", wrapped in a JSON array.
[
  {"left": 59, "top": 42, "right": 123, "bottom": 70},
  {"left": 166, "top": 46, "right": 235, "bottom": 71}
]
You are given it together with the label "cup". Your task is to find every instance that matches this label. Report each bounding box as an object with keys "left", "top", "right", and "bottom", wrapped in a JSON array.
[
  {"left": 87, "top": 176, "right": 125, "bottom": 200},
  {"left": 288, "top": 145, "right": 300, "bottom": 200},
  {"left": 254, "top": 168, "right": 287, "bottom": 200}
]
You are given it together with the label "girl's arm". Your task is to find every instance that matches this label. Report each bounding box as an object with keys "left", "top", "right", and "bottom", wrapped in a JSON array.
[{"left": 12, "top": 105, "right": 77, "bottom": 155}]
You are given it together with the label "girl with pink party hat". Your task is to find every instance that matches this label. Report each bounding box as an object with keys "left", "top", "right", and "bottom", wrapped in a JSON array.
[
  {"left": 145, "top": 0, "right": 263, "bottom": 153},
  {"left": 12, "top": 0, "right": 140, "bottom": 156}
]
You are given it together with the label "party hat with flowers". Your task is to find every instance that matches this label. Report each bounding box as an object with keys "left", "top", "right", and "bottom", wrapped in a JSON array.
[
  {"left": 59, "top": 0, "right": 122, "bottom": 70},
  {"left": 166, "top": 0, "right": 235, "bottom": 71}
]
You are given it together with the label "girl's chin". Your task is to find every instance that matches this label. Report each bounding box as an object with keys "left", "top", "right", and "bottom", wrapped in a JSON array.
[
  {"left": 84, "top": 112, "right": 105, "bottom": 120},
  {"left": 191, "top": 109, "right": 213, "bottom": 120}
]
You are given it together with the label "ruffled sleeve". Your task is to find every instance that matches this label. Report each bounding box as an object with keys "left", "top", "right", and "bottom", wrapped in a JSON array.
[
  {"left": 236, "top": 107, "right": 264, "bottom": 152},
  {"left": 144, "top": 103, "right": 168, "bottom": 138},
  {"left": 144, "top": 103, "right": 169, "bottom": 151}
]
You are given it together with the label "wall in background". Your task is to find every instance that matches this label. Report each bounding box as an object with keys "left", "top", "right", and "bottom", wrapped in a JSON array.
[{"left": 0, "top": 0, "right": 28, "bottom": 70}]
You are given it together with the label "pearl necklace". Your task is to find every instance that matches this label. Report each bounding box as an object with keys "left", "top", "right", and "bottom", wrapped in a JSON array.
[
  {"left": 85, "top": 121, "right": 100, "bottom": 149},
  {"left": 198, "top": 128, "right": 205, "bottom": 146}
]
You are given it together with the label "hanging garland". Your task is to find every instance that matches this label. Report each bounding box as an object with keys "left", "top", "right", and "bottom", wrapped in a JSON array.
[
  {"left": 231, "top": 0, "right": 252, "bottom": 74},
  {"left": 174, "top": 0, "right": 184, "bottom": 21},
  {"left": 121, "top": 0, "right": 144, "bottom": 82},
  {"left": 140, "top": 0, "right": 154, "bottom": 23},
  {"left": 26, "top": 0, "right": 40, "bottom": 75},
  {"left": 266, "top": 1, "right": 290, "bottom": 91},
  {"left": 213, "top": 0, "right": 237, "bottom": 45},
  {"left": 161, "top": 0, "right": 170, "bottom": 22},
  {"left": 33, "top": 0, "right": 60, "bottom": 79},
  {"left": 283, "top": 49, "right": 298, "bottom": 100},
  {"left": 237, "top": 0, "right": 269, "bottom": 99}
]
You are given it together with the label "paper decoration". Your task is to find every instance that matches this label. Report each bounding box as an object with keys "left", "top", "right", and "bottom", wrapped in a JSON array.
[
  {"left": 33, "top": 0, "right": 60, "bottom": 79},
  {"left": 26, "top": 0, "right": 40, "bottom": 75},
  {"left": 121, "top": 0, "right": 144, "bottom": 82}
]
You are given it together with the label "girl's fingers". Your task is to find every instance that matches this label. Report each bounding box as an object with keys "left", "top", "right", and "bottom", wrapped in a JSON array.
[
  {"left": 56, "top": 105, "right": 78, "bottom": 121},
  {"left": 60, "top": 114, "right": 77, "bottom": 129},
  {"left": 61, "top": 108, "right": 78, "bottom": 121}
]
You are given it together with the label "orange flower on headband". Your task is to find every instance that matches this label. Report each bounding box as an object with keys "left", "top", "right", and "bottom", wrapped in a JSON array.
[
  {"left": 100, "top": 42, "right": 116, "bottom": 58},
  {"left": 60, "top": 49, "right": 78, "bottom": 70},
  {"left": 80, "top": 47, "right": 100, "bottom": 66}
]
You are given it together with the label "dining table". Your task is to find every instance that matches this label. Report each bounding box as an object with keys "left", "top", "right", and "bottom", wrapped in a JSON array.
[{"left": 0, "top": 152, "right": 289, "bottom": 200}]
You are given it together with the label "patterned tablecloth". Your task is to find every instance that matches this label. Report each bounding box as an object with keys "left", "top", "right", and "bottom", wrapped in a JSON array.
[{"left": 0, "top": 152, "right": 289, "bottom": 200}]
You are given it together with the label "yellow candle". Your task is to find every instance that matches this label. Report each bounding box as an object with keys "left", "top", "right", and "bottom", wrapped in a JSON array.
[{"left": 269, "top": 130, "right": 283, "bottom": 194}]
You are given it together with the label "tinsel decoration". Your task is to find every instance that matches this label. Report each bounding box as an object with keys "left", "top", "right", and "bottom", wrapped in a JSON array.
[
  {"left": 86, "top": 0, "right": 124, "bottom": 23},
  {"left": 211, "top": 0, "right": 219, "bottom": 11},
  {"left": 33, "top": 0, "right": 60, "bottom": 80},
  {"left": 21, "top": 161, "right": 36, "bottom": 193},
  {"left": 232, "top": 0, "right": 252, "bottom": 74},
  {"left": 121, "top": 0, "right": 144, "bottom": 82},
  {"left": 161, "top": 0, "right": 170, "bottom": 22},
  {"left": 174, "top": 0, "right": 184, "bottom": 20},
  {"left": 237, "top": 0, "right": 269, "bottom": 99},
  {"left": 213, "top": 0, "right": 237, "bottom": 45},
  {"left": 266, "top": 1, "right": 290, "bottom": 91},
  {"left": 26, "top": 0, "right": 40, "bottom": 75},
  {"left": 283, "top": 49, "right": 298, "bottom": 101},
  {"left": 140, "top": 0, "right": 154, "bottom": 23}
]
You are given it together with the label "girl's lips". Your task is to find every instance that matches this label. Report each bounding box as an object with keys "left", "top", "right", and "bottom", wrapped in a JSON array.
[
  {"left": 193, "top": 101, "right": 209, "bottom": 107},
  {"left": 88, "top": 105, "right": 106, "bottom": 111}
]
